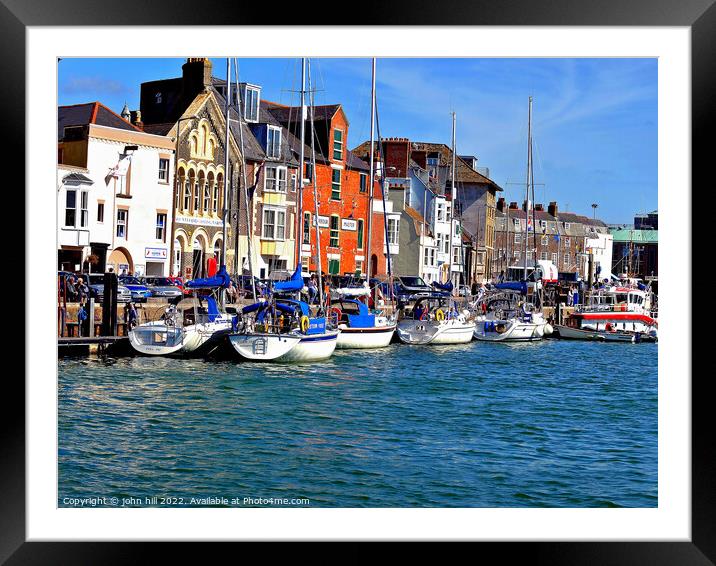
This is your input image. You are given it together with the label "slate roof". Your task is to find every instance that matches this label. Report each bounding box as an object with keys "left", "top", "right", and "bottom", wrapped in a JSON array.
[
  {"left": 58, "top": 102, "right": 140, "bottom": 141},
  {"left": 352, "top": 139, "right": 503, "bottom": 191},
  {"left": 61, "top": 172, "right": 94, "bottom": 185}
]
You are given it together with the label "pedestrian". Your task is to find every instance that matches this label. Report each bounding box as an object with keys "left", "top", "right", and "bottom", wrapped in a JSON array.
[
  {"left": 76, "top": 277, "right": 89, "bottom": 303},
  {"left": 125, "top": 302, "right": 138, "bottom": 330},
  {"left": 307, "top": 275, "right": 318, "bottom": 305},
  {"left": 572, "top": 286, "right": 580, "bottom": 307},
  {"left": 226, "top": 280, "right": 237, "bottom": 304},
  {"left": 66, "top": 275, "right": 78, "bottom": 302}
]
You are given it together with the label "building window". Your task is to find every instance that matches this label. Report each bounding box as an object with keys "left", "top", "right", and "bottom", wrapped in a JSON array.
[
  {"left": 213, "top": 181, "right": 220, "bottom": 214},
  {"left": 541, "top": 235, "right": 549, "bottom": 245},
  {"left": 355, "top": 260, "right": 363, "bottom": 275},
  {"left": 291, "top": 173, "right": 297, "bottom": 192},
  {"left": 387, "top": 217, "right": 400, "bottom": 245},
  {"left": 331, "top": 169, "right": 341, "bottom": 200},
  {"left": 552, "top": 253, "right": 558, "bottom": 263},
  {"left": 156, "top": 213, "right": 167, "bottom": 241},
  {"left": 267, "top": 127, "right": 281, "bottom": 158},
  {"left": 437, "top": 202, "right": 446, "bottom": 222},
  {"left": 514, "top": 233, "right": 521, "bottom": 244},
  {"left": 203, "top": 181, "right": 211, "bottom": 213},
  {"left": 329, "top": 215, "right": 340, "bottom": 247},
  {"left": 303, "top": 212, "right": 311, "bottom": 244},
  {"left": 158, "top": 158, "right": 170, "bottom": 181},
  {"left": 265, "top": 166, "right": 287, "bottom": 192},
  {"left": 262, "top": 207, "right": 286, "bottom": 240},
  {"left": 359, "top": 173, "right": 367, "bottom": 193},
  {"left": 453, "top": 246, "right": 460, "bottom": 264},
  {"left": 333, "top": 129, "right": 343, "bottom": 160},
  {"left": 193, "top": 178, "right": 200, "bottom": 212},
  {"left": 423, "top": 247, "right": 436, "bottom": 267},
  {"left": 116, "top": 209, "right": 128, "bottom": 239},
  {"left": 80, "top": 192, "right": 89, "bottom": 228},
  {"left": 564, "top": 222, "right": 571, "bottom": 231},
  {"left": 64, "top": 190, "right": 76, "bottom": 227},
  {"left": 328, "top": 258, "right": 340, "bottom": 275},
  {"left": 565, "top": 237, "right": 571, "bottom": 247},
  {"left": 357, "top": 219, "right": 364, "bottom": 250},
  {"left": 301, "top": 256, "right": 310, "bottom": 273},
  {"left": 97, "top": 202, "right": 104, "bottom": 223},
  {"left": 243, "top": 86, "right": 260, "bottom": 122},
  {"left": 305, "top": 162, "right": 313, "bottom": 181},
  {"left": 564, "top": 254, "right": 570, "bottom": 265},
  {"left": 540, "top": 251, "right": 549, "bottom": 260}
]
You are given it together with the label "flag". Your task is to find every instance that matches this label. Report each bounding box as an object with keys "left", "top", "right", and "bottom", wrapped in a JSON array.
[{"left": 553, "top": 234, "right": 560, "bottom": 242}]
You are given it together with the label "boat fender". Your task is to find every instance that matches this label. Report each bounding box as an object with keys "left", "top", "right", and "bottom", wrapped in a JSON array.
[
  {"left": 300, "top": 315, "right": 310, "bottom": 333},
  {"left": 435, "top": 309, "right": 445, "bottom": 322},
  {"left": 544, "top": 323, "right": 554, "bottom": 335}
]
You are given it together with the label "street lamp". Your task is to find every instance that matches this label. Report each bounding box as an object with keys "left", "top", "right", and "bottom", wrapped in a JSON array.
[
  {"left": 591, "top": 203, "right": 598, "bottom": 219},
  {"left": 168, "top": 114, "right": 199, "bottom": 277}
]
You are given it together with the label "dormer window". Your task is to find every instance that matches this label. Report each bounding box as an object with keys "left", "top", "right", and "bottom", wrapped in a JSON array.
[
  {"left": 242, "top": 85, "right": 260, "bottom": 123},
  {"left": 267, "top": 126, "right": 281, "bottom": 158},
  {"left": 333, "top": 129, "right": 343, "bottom": 161}
]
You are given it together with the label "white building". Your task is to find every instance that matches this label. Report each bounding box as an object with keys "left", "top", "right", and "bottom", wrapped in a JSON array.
[
  {"left": 585, "top": 231, "right": 614, "bottom": 281},
  {"left": 58, "top": 102, "right": 176, "bottom": 276}
]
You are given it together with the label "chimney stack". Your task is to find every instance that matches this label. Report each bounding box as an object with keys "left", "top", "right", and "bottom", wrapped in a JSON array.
[
  {"left": 496, "top": 197, "right": 506, "bottom": 212},
  {"left": 182, "top": 57, "right": 213, "bottom": 99},
  {"left": 548, "top": 201, "right": 558, "bottom": 217},
  {"left": 535, "top": 203, "right": 544, "bottom": 212},
  {"left": 509, "top": 201, "right": 518, "bottom": 210}
]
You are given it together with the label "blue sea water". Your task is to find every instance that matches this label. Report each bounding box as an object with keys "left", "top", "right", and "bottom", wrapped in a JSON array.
[{"left": 58, "top": 340, "right": 657, "bottom": 508}]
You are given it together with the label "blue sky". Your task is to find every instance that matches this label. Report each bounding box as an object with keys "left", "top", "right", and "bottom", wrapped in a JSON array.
[{"left": 58, "top": 57, "right": 657, "bottom": 224}]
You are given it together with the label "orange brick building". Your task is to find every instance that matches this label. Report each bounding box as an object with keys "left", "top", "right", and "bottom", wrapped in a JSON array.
[{"left": 267, "top": 103, "right": 386, "bottom": 278}]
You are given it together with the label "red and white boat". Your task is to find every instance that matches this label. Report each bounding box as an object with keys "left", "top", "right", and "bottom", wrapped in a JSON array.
[{"left": 557, "top": 286, "right": 658, "bottom": 341}]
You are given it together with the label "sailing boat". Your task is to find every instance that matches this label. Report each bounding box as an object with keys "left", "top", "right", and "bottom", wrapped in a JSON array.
[
  {"left": 396, "top": 112, "right": 476, "bottom": 345},
  {"left": 474, "top": 96, "right": 546, "bottom": 342},
  {"left": 227, "top": 58, "right": 339, "bottom": 362},
  {"left": 333, "top": 58, "right": 396, "bottom": 349},
  {"left": 130, "top": 59, "right": 237, "bottom": 357}
]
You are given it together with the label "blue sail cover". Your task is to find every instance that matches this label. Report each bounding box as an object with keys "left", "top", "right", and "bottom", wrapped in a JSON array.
[
  {"left": 273, "top": 266, "right": 304, "bottom": 293},
  {"left": 186, "top": 265, "right": 231, "bottom": 289},
  {"left": 432, "top": 280, "right": 453, "bottom": 292},
  {"left": 495, "top": 281, "right": 528, "bottom": 295}
]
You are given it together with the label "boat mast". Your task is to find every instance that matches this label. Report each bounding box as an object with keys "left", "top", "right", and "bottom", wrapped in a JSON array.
[
  {"left": 233, "top": 58, "right": 257, "bottom": 301},
  {"left": 365, "top": 58, "right": 376, "bottom": 282},
  {"left": 307, "top": 59, "right": 324, "bottom": 310},
  {"left": 523, "top": 96, "right": 532, "bottom": 281},
  {"left": 449, "top": 111, "right": 457, "bottom": 292},
  {"left": 221, "top": 58, "right": 231, "bottom": 308},
  {"left": 296, "top": 58, "right": 306, "bottom": 271}
]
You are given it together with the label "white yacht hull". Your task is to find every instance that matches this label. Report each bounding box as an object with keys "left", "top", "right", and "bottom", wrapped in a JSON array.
[
  {"left": 129, "top": 320, "right": 232, "bottom": 356},
  {"left": 279, "top": 331, "right": 340, "bottom": 362},
  {"left": 397, "top": 319, "right": 475, "bottom": 345},
  {"left": 336, "top": 324, "right": 396, "bottom": 349},
  {"left": 555, "top": 324, "right": 636, "bottom": 342},
  {"left": 228, "top": 333, "right": 302, "bottom": 361},
  {"left": 473, "top": 318, "right": 544, "bottom": 342}
]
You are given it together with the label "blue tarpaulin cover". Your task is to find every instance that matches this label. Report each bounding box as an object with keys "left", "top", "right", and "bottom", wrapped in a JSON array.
[
  {"left": 186, "top": 265, "right": 231, "bottom": 289},
  {"left": 495, "top": 281, "right": 528, "bottom": 294},
  {"left": 274, "top": 266, "right": 304, "bottom": 293}
]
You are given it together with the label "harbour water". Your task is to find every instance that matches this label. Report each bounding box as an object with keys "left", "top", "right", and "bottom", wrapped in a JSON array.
[{"left": 58, "top": 341, "right": 657, "bottom": 508}]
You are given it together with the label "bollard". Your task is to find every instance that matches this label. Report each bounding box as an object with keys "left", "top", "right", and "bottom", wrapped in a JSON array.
[{"left": 88, "top": 298, "right": 95, "bottom": 337}]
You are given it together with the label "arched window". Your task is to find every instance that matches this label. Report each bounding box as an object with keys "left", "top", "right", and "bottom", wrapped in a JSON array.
[
  {"left": 195, "top": 171, "right": 203, "bottom": 213},
  {"left": 208, "top": 172, "right": 217, "bottom": 214},
  {"left": 202, "top": 172, "right": 211, "bottom": 213},
  {"left": 185, "top": 170, "right": 195, "bottom": 212},
  {"left": 175, "top": 168, "right": 185, "bottom": 210},
  {"left": 216, "top": 173, "right": 224, "bottom": 214}
]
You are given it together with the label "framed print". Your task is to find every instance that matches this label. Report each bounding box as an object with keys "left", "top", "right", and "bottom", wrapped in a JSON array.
[{"left": 6, "top": 0, "right": 711, "bottom": 560}]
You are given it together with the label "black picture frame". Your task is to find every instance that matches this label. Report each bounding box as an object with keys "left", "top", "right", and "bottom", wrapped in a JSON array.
[{"left": 6, "top": 0, "right": 709, "bottom": 560}]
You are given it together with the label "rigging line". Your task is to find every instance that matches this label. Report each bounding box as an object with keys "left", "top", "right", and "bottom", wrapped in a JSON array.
[
  {"left": 233, "top": 57, "right": 257, "bottom": 300},
  {"left": 307, "top": 59, "right": 325, "bottom": 311},
  {"left": 373, "top": 95, "right": 395, "bottom": 297}
]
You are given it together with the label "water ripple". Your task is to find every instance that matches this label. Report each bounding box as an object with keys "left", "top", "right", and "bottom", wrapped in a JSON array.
[{"left": 58, "top": 341, "right": 657, "bottom": 507}]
